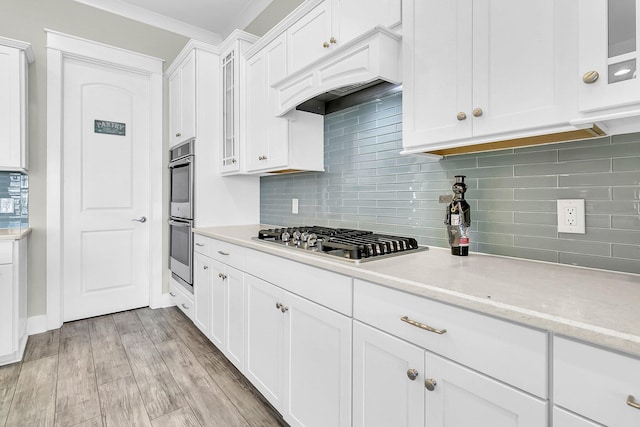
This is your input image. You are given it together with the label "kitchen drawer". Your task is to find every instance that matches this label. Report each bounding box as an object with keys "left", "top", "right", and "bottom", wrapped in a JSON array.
[
  {"left": 244, "top": 248, "right": 352, "bottom": 316},
  {"left": 353, "top": 279, "right": 548, "bottom": 398},
  {"left": 193, "top": 234, "right": 244, "bottom": 270},
  {"left": 554, "top": 336, "right": 640, "bottom": 427},
  {"left": 169, "top": 279, "right": 194, "bottom": 321},
  {"left": 0, "top": 242, "right": 12, "bottom": 265}
]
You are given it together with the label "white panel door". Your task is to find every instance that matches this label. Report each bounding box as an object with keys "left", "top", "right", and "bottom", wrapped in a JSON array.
[
  {"left": 244, "top": 274, "right": 285, "bottom": 410},
  {"left": 353, "top": 321, "right": 425, "bottom": 427},
  {"left": 425, "top": 353, "right": 548, "bottom": 427},
  {"left": 283, "top": 292, "right": 352, "bottom": 427},
  {"left": 63, "top": 57, "right": 151, "bottom": 321}
]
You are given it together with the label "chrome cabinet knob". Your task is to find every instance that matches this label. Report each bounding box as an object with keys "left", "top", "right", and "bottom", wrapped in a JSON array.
[
  {"left": 472, "top": 108, "right": 483, "bottom": 117},
  {"left": 218, "top": 272, "right": 227, "bottom": 280},
  {"left": 276, "top": 302, "right": 282, "bottom": 309},
  {"left": 323, "top": 42, "right": 330, "bottom": 48},
  {"left": 407, "top": 369, "right": 419, "bottom": 381},
  {"left": 583, "top": 70, "right": 600, "bottom": 84},
  {"left": 281, "top": 305, "right": 289, "bottom": 313},
  {"left": 425, "top": 379, "right": 437, "bottom": 391},
  {"left": 175, "top": 132, "right": 181, "bottom": 137},
  {"left": 457, "top": 112, "right": 467, "bottom": 121},
  {"left": 203, "top": 265, "right": 208, "bottom": 270},
  {"left": 329, "top": 37, "right": 337, "bottom": 44},
  {"left": 258, "top": 155, "right": 268, "bottom": 160}
]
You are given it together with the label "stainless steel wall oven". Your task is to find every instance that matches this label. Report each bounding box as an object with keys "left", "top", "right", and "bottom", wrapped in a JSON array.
[{"left": 169, "top": 139, "right": 194, "bottom": 293}]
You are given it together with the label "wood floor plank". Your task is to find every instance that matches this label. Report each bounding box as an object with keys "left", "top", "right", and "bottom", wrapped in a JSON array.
[
  {"left": 160, "top": 308, "right": 217, "bottom": 357},
  {"left": 98, "top": 376, "right": 152, "bottom": 427},
  {"left": 136, "top": 307, "right": 179, "bottom": 344},
  {"left": 156, "top": 339, "right": 249, "bottom": 427},
  {"left": 59, "top": 319, "right": 90, "bottom": 339},
  {"left": 150, "top": 406, "right": 201, "bottom": 427},
  {"left": 0, "top": 386, "right": 15, "bottom": 426},
  {"left": 197, "top": 350, "right": 284, "bottom": 427},
  {"left": 88, "top": 316, "right": 133, "bottom": 385},
  {"left": 0, "top": 362, "right": 21, "bottom": 389},
  {"left": 72, "top": 417, "right": 103, "bottom": 427},
  {"left": 55, "top": 335, "right": 100, "bottom": 426},
  {"left": 113, "top": 310, "right": 146, "bottom": 335},
  {"left": 23, "top": 330, "right": 60, "bottom": 362},
  {"left": 120, "top": 330, "right": 188, "bottom": 420},
  {"left": 5, "top": 355, "right": 57, "bottom": 427}
]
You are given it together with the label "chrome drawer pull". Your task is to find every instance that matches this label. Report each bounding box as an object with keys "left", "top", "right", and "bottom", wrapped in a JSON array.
[
  {"left": 401, "top": 316, "right": 447, "bottom": 335},
  {"left": 628, "top": 395, "right": 640, "bottom": 410},
  {"left": 169, "top": 292, "right": 176, "bottom": 297},
  {"left": 181, "top": 303, "right": 189, "bottom": 310},
  {"left": 218, "top": 251, "right": 230, "bottom": 256},
  {"left": 195, "top": 243, "right": 205, "bottom": 247}
]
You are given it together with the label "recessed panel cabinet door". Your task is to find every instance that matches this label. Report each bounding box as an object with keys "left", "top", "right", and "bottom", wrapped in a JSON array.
[
  {"left": 352, "top": 321, "right": 425, "bottom": 427},
  {"left": 287, "top": 1, "right": 332, "bottom": 74},
  {"left": 425, "top": 353, "right": 548, "bottom": 427},
  {"left": 283, "top": 292, "right": 352, "bottom": 427},
  {"left": 224, "top": 265, "right": 244, "bottom": 371},
  {"left": 193, "top": 253, "right": 213, "bottom": 339},
  {"left": 402, "top": 0, "right": 473, "bottom": 148},
  {"left": 244, "top": 275, "right": 285, "bottom": 409},
  {"left": 0, "top": 45, "right": 24, "bottom": 169}
]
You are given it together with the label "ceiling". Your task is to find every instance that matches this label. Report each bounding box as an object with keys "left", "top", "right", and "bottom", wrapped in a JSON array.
[{"left": 74, "top": 0, "right": 273, "bottom": 44}]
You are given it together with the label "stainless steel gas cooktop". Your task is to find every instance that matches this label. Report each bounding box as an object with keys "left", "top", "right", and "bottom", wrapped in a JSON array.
[{"left": 254, "top": 226, "right": 427, "bottom": 263}]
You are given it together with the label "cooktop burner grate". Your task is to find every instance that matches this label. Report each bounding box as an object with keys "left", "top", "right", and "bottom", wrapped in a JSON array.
[{"left": 256, "top": 226, "right": 426, "bottom": 262}]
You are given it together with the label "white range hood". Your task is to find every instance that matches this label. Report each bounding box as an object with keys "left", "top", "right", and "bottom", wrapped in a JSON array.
[{"left": 271, "top": 26, "right": 402, "bottom": 117}]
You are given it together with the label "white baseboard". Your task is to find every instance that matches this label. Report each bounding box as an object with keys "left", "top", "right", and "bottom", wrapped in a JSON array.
[{"left": 27, "top": 315, "right": 48, "bottom": 335}]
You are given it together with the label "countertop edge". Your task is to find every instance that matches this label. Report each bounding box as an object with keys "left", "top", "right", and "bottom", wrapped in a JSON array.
[
  {"left": 194, "top": 225, "right": 640, "bottom": 358},
  {"left": 0, "top": 228, "right": 32, "bottom": 241}
]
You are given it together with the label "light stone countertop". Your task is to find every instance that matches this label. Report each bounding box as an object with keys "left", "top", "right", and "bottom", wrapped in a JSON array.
[
  {"left": 194, "top": 224, "right": 640, "bottom": 357},
  {"left": 0, "top": 228, "right": 31, "bottom": 241}
]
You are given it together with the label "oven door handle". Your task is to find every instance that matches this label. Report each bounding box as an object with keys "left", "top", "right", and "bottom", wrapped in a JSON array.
[
  {"left": 169, "top": 219, "right": 192, "bottom": 227},
  {"left": 168, "top": 156, "right": 192, "bottom": 168}
]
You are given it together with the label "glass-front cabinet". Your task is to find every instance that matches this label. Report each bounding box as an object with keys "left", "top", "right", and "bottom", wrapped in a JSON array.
[
  {"left": 221, "top": 50, "right": 238, "bottom": 173},
  {"left": 579, "top": 0, "right": 640, "bottom": 111}
]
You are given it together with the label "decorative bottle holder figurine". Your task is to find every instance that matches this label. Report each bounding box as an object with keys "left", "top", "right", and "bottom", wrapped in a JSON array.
[{"left": 445, "top": 175, "right": 470, "bottom": 256}]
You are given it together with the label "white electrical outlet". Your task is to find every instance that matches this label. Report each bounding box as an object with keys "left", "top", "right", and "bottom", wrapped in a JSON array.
[
  {"left": 557, "top": 199, "right": 585, "bottom": 234},
  {"left": 292, "top": 198, "right": 299, "bottom": 215}
]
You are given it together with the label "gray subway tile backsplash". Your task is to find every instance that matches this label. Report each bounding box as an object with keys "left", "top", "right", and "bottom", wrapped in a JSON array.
[{"left": 260, "top": 92, "right": 640, "bottom": 275}]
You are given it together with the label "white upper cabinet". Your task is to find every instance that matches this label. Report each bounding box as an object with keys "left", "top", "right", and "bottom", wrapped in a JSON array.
[
  {"left": 578, "top": 0, "right": 640, "bottom": 112},
  {"left": 246, "top": 34, "right": 324, "bottom": 174},
  {"left": 0, "top": 38, "right": 32, "bottom": 171},
  {"left": 169, "top": 50, "right": 196, "bottom": 148},
  {"left": 402, "top": 0, "right": 578, "bottom": 154},
  {"left": 287, "top": 0, "right": 401, "bottom": 75}
]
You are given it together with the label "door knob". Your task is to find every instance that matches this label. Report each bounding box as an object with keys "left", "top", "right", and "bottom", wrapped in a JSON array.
[
  {"left": 132, "top": 216, "right": 147, "bottom": 223},
  {"left": 425, "top": 379, "right": 437, "bottom": 391},
  {"left": 407, "top": 369, "right": 419, "bottom": 381}
]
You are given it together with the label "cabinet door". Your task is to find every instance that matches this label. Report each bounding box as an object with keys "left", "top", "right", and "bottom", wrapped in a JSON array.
[
  {"left": 0, "top": 45, "right": 23, "bottom": 169},
  {"left": 193, "top": 253, "right": 212, "bottom": 338},
  {"left": 210, "top": 259, "right": 226, "bottom": 349},
  {"left": 0, "top": 263, "right": 14, "bottom": 356},
  {"left": 402, "top": 0, "right": 473, "bottom": 148},
  {"left": 425, "top": 353, "right": 548, "bottom": 427},
  {"left": 287, "top": 1, "right": 332, "bottom": 74},
  {"left": 180, "top": 51, "right": 196, "bottom": 143},
  {"left": 221, "top": 49, "right": 240, "bottom": 173},
  {"left": 283, "top": 292, "right": 352, "bottom": 427},
  {"left": 246, "top": 36, "right": 289, "bottom": 172},
  {"left": 168, "top": 70, "right": 182, "bottom": 148},
  {"left": 353, "top": 321, "right": 425, "bottom": 427},
  {"left": 578, "top": 0, "right": 640, "bottom": 112},
  {"left": 472, "top": 0, "right": 571, "bottom": 136},
  {"left": 245, "top": 275, "right": 285, "bottom": 410},
  {"left": 224, "top": 265, "right": 244, "bottom": 371},
  {"left": 336, "top": 0, "right": 401, "bottom": 45}
]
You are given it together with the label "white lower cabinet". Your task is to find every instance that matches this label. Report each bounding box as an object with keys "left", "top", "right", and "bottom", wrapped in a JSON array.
[
  {"left": 353, "top": 321, "right": 547, "bottom": 427},
  {"left": 245, "top": 273, "right": 352, "bottom": 427},
  {"left": 554, "top": 336, "right": 640, "bottom": 426},
  {"left": 0, "top": 237, "right": 28, "bottom": 366},
  {"left": 169, "top": 277, "right": 194, "bottom": 321}
]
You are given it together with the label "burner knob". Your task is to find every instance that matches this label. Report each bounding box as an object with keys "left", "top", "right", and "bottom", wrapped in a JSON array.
[
  {"left": 281, "top": 231, "right": 291, "bottom": 242},
  {"left": 301, "top": 231, "right": 310, "bottom": 242},
  {"left": 292, "top": 231, "right": 302, "bottom": 243},
  {"left": 307, "top": 233, "right": 318, "bottom": 247}
]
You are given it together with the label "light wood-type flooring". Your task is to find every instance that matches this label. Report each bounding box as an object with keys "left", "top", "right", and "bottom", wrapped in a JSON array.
[{"left": 0, "top": 307, "right": 286, "bottom": 427}]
